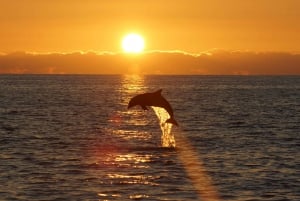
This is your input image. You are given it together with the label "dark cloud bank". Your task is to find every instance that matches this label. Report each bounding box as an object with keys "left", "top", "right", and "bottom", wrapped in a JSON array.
[{"left": 0, "top": 51, "right": 299, "bottom": 75}]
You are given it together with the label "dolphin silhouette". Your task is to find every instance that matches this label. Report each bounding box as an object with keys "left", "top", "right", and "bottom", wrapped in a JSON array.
[{"left": 128, "top": 89, "right": 178, "bottom": 126}]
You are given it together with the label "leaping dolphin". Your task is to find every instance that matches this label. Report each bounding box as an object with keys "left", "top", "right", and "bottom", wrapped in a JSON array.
[{"left": 128, "top": 89, "right": 178, "bottom": 126}]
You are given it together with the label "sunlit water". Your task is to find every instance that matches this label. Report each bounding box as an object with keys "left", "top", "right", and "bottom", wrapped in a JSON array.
[{"left": 0, "top": 75, "right": 299, "bottom": 201}]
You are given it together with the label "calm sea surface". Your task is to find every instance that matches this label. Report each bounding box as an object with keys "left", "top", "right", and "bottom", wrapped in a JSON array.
[{"left": 0, "top": 75, "right": 299, "bottom": 201}]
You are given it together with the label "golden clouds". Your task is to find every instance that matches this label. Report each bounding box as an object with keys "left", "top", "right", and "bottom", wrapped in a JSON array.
[{"left": 1, "top": 51, "right": 299, "bottom": 75}]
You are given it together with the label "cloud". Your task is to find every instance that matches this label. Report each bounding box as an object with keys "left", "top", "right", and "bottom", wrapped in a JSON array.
[{"left": 0, "top": 51, "right": 299, "bottom": 75}]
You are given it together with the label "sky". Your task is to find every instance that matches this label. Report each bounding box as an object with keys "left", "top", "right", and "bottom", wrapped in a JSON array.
[{"left": 0, "top": 0, "right": 300, "bottom": 74}]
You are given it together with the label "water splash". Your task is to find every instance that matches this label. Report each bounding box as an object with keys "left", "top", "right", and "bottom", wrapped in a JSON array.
[{"left": 151, "top": 107, "right": 176, "bottom": 147}]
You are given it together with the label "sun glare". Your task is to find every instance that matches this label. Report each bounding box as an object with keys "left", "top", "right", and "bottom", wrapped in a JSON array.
[{"left": 122, "top": 33, "right": 145, "bottom": 53}]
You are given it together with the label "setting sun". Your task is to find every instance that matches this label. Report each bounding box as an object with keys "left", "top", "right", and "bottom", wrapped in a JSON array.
[{"left": 122, "top": 33, "right": 145, "bottom": 53}]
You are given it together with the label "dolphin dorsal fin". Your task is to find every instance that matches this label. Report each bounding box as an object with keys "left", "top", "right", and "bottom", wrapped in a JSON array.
[{"left": 154, "top": 89, "right": 162, "bottom": 95}]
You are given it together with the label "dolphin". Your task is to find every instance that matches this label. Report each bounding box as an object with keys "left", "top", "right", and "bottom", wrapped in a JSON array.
[{"left": 128, "top": 89, "right": 178, "bottom": 126}]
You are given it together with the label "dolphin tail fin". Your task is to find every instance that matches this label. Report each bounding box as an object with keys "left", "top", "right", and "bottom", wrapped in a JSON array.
[{"left": 166, "top": 117, "right": 179, "bottom": 126}]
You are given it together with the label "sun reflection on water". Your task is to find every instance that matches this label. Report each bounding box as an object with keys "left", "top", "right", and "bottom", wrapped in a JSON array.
[
  {"left": 113, "top": 153, "right": 152, "bottom": 164},
  {"left": 111, "top": 129, "right": 152, "bottom": 141},
  {"left": 121, "top": 74, "right": 146, "bottom": 95},
  {"left": 119, "top": 74, "right": 150, "bottom": 127},
  {"left": 96, "top": 151, "right": 158, "bottom": 200},
  {"left": 106, "top": 172, "right": 159, "bottom": 186}
]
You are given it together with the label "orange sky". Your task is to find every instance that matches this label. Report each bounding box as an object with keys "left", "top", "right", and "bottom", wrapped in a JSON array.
[{"left": 1, "top": 0, "right": 300, "bottom": 53}]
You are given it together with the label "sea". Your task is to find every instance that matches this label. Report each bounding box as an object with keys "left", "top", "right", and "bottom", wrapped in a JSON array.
[{"left": 0, "top": 75, "right": 299, "bottom": 201}]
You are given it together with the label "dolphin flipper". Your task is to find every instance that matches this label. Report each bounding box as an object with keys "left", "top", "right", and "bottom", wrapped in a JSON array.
[{"left": 166, "top": 117, "right": 179, "bottom": 126}]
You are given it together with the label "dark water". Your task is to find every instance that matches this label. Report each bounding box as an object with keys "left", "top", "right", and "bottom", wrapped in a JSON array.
[{"left": 0, "top": 75, "right": 299, "bottom": 201}]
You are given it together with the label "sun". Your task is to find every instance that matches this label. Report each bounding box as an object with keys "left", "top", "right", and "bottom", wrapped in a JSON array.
[{"left": 122, "top": 33, "right": 145, "bottom": 53}]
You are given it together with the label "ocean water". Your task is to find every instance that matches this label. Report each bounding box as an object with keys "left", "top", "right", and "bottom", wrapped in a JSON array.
[{"left": 0, "top": 75, "right": 299, "bottom": 201}]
